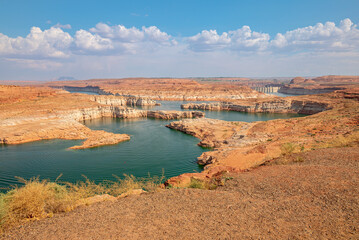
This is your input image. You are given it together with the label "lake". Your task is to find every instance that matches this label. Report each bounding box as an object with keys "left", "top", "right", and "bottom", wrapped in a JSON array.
[{"left": 0, "top": 96, "right": 304, "bottom": 190}]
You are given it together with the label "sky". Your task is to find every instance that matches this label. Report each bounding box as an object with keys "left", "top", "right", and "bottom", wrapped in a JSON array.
[{"left": 0, "top": 0, "right": 358, "bottom": 80}]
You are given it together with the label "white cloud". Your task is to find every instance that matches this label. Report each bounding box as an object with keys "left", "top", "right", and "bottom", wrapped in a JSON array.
[
  {"left": 90, "top": 23, "right": 176, "bottom": 45},
  {"left": 0, "top": 18, "right": 358, "bottom": 66},
  {"left": 53, "top": 23, "right": 72, "bottom": 29},
  {"left": 187, "top": 30, "right": 230, "bottom": 51},
  {"left": 74, "top": 30, "right": 114, "bottom": 52},
  {"left": 0, "top": 27, "right": 73, "bottom": 59},
  {"left": 187, "top": 26, "right": 269, "bottom": 52},
  {"left": 90, "top": 23, "right": 144, "bottom": 42},
  {"left": 229, "top": 26, "right": 270, "bottom": 51},
  {"left": 187, "top": 18, "right": 359, "bottom": 53},
  {"left": 270, "top": 18, "right": 359, "bottom": 52},
  {"left": 0, "top": 23, "right": 176, "bottom": 59}
]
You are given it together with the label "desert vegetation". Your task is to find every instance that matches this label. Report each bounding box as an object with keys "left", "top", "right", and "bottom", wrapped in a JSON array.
[{"left": 0, "top": 174, "right": 166, "bottom": 233}]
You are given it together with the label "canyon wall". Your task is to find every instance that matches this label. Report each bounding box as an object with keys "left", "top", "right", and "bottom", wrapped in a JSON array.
[
  {"left": 181, "top": 99, "right": 331, "bottom": 115},
  {"left": 90, "top": 96, "right": 158, "bottom": 107},
  {"left": 278, "top": 86, "right": 344, "bottom": 95},
  {"left": 46, "top": 78, "right": 267, "bottom": 101}
]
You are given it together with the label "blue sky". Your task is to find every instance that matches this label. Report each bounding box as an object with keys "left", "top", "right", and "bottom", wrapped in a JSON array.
[{"left": 0, "top": 0, "right": 358, "bottom": 80}]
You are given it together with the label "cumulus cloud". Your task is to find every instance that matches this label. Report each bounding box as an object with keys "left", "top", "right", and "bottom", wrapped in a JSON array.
[
  {"left": 187, "top": 18, "right": 359, "bottom": 53},
  {"left": 270, "top": 18, "right": 359, "bottom": 52},
  {"left": 0, "top": 18, "right": 358, "bottom": 62},
  {"left": 229, "top": 26, "right": 270, "bottom": 51},
  {"left": 0, "top": 27, "right": 73, "bottom": 59},
  {"left": 90, "top": 23, "right": 176, "bottom": 45},
  {"left": 74, "top": 30, "right": 113, "bottom": 52},
  {"left": 187, "top": 26, "right": 269, "bottom": 52},
  {"left": 0, "top": 23, "right": 176, "bottom": 59},
  {"left": 187, "top": 30, "right": 230, "bottom": 51}
]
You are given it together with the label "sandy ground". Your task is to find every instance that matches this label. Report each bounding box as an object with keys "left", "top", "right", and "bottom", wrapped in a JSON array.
[{"left": 2, "top": 147, "right": 359, "bottom": 240}]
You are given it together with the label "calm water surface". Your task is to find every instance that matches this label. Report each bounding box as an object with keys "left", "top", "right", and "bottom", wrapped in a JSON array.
[{"left": 0, "top": 95, "right": 304, "bottom": 190}]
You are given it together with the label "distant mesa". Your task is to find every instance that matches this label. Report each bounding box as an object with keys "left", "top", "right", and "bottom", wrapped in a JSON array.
[
  {"left": 279, "top": 75, "right": 359, "bottom": 95},
  {"left": 289, "top": 77, "right": 306, "bottom": 84},
  {"left": 57, "top": 76, "right": 77, "bottom": 81}
]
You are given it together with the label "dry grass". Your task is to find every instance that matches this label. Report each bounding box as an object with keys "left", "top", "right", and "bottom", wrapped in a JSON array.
[
  {"left": 187, "top": 178, "right": 220, "bottom": 190},
  {"left": 316, "top": 131, "right": 359, "bottom": 149},
  {"left": 280, "top": 142, "right": 298, "bottom": 156},
  {"left": 0, "top": 174, "right": 165, "bottom": 233}
]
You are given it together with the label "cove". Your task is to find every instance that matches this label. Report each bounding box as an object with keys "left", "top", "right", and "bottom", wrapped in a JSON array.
[
  {"left": 0, "top": 101, "right": 304, "bottom": 191},
  {"left": 0, "top": 118, "right": 205, "bottom": 190}
]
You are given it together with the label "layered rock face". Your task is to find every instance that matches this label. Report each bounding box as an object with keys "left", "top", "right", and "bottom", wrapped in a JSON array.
[
  {"left": 147, "top": 111, "right": 204, "bottom": 119},
  {"left": 278, "top": 86, "right": 343, "bottom": 95},
  {"left": 90, "top": 95, "right": 158, "bottom": 107},
  {"left": 278, "top": 75, "right": 359, "bottom": 95},
  {"left": 52, "top": 86, "right": 160, "bottom": 106},
  {"left": 45, "top": 78, "right": 266, "bottom": 101},
  {"left": 181, "top": 98, "right": 331, "bottom": 115}
]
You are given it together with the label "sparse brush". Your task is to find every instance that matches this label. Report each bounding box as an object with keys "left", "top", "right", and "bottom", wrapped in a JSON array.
[
  {"left": 187, "top": 178, "right": 217, "bottom": 190},
  {"left": 0, "top": 193, "right": 7, "bottom": 227},
  {"left": 0, "top": 172, "right": 166, "bottom": 233},
  {"left": 0, "top": 177, "right": 75, "bottom": 232},
  {"left": 280, "top": 142, "right": 297, "bottom": 156},
  {"left": 315, "top": 131, "right": 359, "bottom": 149}
]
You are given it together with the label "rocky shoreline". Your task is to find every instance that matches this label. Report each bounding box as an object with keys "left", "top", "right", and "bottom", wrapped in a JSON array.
[
  {"left": 181, "top": 97, "right": 331, "bottom": 114},
  {"left": 165, "top": 89, "right": 359, "bottom": 186}
]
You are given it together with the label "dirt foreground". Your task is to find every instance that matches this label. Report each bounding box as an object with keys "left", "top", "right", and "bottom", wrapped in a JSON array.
[{"left": 2, "top": 147, "right": 358, "bottom": 240}]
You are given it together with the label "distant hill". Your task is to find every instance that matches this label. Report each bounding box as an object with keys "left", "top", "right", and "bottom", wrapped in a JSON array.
[{"left": 57, "top": 76, "right": 77, "bottom": 81}]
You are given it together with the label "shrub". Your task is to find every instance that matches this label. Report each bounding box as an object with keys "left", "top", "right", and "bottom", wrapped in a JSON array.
[
  {"left": 188, "top": 178, "right": 217, "bottom": 190},
  {"left": 0, "top": 173, "right": 166, "bottom": 233},
  {"left": 280, "top": 142, "right": 297, "bottom": 156},
  {"left": 0, "top": 177, "right": 75, "bottom": 233}
]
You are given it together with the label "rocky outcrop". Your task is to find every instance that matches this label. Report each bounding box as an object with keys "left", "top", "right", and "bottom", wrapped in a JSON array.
[
  {"left": 90, "top": 95, "right": 158, "bottom": 107},
  {"left": 278, "top": 75, "right": 359, "bottom": 95},
  {"left": 166, "top": 89, "right": 359, "bottom": 186},
  {"left": 0, "top": 118, "right": 131, "bottom": 149},
  {"left": 181, "top": 98, "right": 331, "bottom": 115},
  {"left": 69, "top": 131, "right": 130, "bottom": 150},
  {"left": 278, "top": 86, "right": 344, "bottom": 95},
  {"left": 55, "top": 107, "right": 204, "bottom": 122},
  {"left": 147, "top": 111, "right": 204, "bottom": 120},
  {"left": 52, "top": 86, "right": 160, "bottom": 106}
]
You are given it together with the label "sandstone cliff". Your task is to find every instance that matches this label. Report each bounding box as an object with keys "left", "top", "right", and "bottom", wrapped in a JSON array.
[
  {"left": 278, "top": 75, "right": 359, "bottom": 95},
  {"left": 45, "top": 78, "right": 266, "bottom": 101},
  {"left": 181, "top": 97, "right": 331, "bottom": 115}
]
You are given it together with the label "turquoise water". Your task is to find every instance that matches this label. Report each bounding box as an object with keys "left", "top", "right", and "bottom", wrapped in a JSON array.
[
  {"left": 0, "top": 118, "right": 206, "bottom": 190},
  {"left": 137, "top": 101, "right": 304, "bottom": 122},
  {"left": 68, "top": 90, "right": 99, "bottom": 95},
  {"left": 0, "top": 98, "right": 304, "bottom": 190},
  {"left": 267, "top": 92, "right": 297, "bottom": 97}
]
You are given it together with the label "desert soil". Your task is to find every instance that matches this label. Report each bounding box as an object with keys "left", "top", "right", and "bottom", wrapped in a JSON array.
[{"left": 2, "top": 147, "right": 358, "bottom": 240}]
